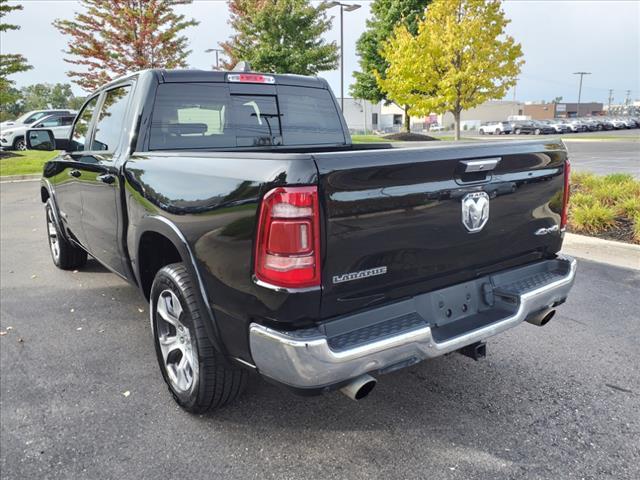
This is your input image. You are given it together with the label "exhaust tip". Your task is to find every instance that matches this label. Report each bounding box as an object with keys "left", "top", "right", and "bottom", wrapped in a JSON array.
[
  {"left": 526, "top": 308, "right": 556, "bottom": 327},
  {"left": 540, "top": 309, "right": 556, "bottom": 326},
  {"left": 340, "top": 374, "right": 377, "bottom": 401}
]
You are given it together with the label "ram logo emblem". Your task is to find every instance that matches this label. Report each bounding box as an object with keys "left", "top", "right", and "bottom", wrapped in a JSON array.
[{"left": 461, "top": 192, "right": 490, "bottom": 233}]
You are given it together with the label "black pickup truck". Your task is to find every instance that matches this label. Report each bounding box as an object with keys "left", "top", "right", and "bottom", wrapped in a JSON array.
[{"left": 29, "top": 69, "right": 576, "bottom": 412}]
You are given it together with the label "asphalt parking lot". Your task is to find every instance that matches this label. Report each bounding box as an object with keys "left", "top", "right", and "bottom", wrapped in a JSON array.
[{"left": 1, "top": 180, "right": 639, "bottom": 480}]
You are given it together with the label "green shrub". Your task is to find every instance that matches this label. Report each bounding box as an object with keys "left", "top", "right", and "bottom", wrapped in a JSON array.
[
  {"left": 617, "top": 196, "right": 640, "bottom": 218},
  {"left": 570, "top": 192, "right": 596, "bottom": 209},
  {"left": 570, "top": 202, "right": 616, "bottom": 234},
  {"left": 603, "top": 173, "right": 635, "bottom": 185}
]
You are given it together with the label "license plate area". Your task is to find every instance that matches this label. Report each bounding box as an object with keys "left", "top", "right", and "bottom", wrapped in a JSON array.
[{"left": 414, "top": 278, "right": 485, "bottom": 327}]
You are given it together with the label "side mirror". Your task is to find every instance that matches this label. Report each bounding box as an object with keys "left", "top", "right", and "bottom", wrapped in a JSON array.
[{"left": 26, "top": 129, "right": 56, "bottom": 151}]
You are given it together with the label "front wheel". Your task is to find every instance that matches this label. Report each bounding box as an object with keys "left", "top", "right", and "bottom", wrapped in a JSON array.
[
  {"left": 45, "top": 201, "right": 87, "bottom": 269},
  {"left": 150, "top": 263, "right": 247, "bottom": 413},
  {"left": 534, "top": 129, "right": 541, "bottom": 135},
  {"left": 515, "top": 129, "right": 521, "bottom": 135},
  {"left": 479, "top": 129, "right": 485, "bottom": 135},
  {"left": 12, "top": 137, "right": 26, "bottom": 151}
]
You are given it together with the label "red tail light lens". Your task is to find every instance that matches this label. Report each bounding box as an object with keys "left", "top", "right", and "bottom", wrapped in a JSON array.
[
  {"left": 255, "top": 186, "right": 320, "bottom": 288},
  {"left": 560, "top": 159, "right": 571, "bottom": 229}
]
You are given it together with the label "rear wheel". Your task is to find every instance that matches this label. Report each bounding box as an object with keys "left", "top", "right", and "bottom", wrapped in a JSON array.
[
  {"left": 150, "top": 263, "right": 247, "bottom": 413},
  {"left": 45, "top": 201, "right": 87, "bottom": 270},
  {"left": 515, "top": 128, "right": 521, "bottom": 135},
  {"left": 534, "top": 128, "right": 541, "bottom": 135},
  {"left": 479, "top": 129, "right": 485, "bottom": 135},
  {"left": 496, "top": 129, "right": 502, "bottom": 135}
]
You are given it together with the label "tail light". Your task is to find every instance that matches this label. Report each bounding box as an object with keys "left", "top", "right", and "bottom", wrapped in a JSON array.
[
  {"left": 254, "top": 186, "right": 321, "bottom": 289},
  {"left": 560, "top": 159, "right": 571, "bottom": 230}
]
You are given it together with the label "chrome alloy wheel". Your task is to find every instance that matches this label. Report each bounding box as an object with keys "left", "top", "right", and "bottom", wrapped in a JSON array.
[
  {"left": 155, "top": 289, "right": 198, "bottom": 393},
  {"left": 46, "top": 208, "right": 60, "bottom": 262}
]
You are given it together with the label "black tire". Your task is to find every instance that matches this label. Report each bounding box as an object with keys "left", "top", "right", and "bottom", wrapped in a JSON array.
[
  {"left": 45, "top": 201, "right": 87, "bottom": 270},
  {"left": 496, "top": 129, "right": 501, "bottom": 135},
  {"left": 515, "top": 129, "right": 521, "bottom": 135},
  {"left": 12, "top": 136, "right": 26, "bottom": 151},
  {"left": 150, "top": 263, "right": 247, "bottom": 413},
  {"left": 534, "top": 129, "right": 541, "bottom": 135},
  {"left": 478, "top": 129, "right": 485, "bottom": 135}
]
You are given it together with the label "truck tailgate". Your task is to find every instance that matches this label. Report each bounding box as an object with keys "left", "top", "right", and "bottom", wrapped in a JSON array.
[{"left": 313, "top": 140, "right": 568, "bottom": 318}]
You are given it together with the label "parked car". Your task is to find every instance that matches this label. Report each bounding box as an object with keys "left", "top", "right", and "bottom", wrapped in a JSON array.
[
  {"left": 31, "top": 69, "right": 576, "bottom": 413},
  {"left": 0, "top": 109, "right": 74, "bottom": 130},
  {"left": 511, "top": 120, "right": 554, "bottom": 135},
  {"left": 1, "top": 112, "right": 76, "bottom": 151},
  {"left": 563, "top": 119, "right": 588, "bottom": 132},
  {"left": 609, "top": 118, "right": 628, "bottom": 129},
  {"left": 429, "top": 124, "right": 444, "bottom": 132},
  {"left": 543, "top": 119, "right": 571, "bottom": 134},
  {"left": 478, "top": 121, "right": 512, "bottom": 135}
]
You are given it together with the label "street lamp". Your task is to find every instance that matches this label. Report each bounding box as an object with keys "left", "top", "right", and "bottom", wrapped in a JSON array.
[
  {"left": 325, "top": 2, "right": 361, "bottom": 111},
  {"left": 205, "top": 48, "right": 224, "bottom": 70},
  {"left": 573, "top": 71, "right": 591, "bottom": 117}
]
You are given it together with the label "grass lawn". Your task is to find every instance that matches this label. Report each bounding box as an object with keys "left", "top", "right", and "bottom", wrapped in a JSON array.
[
  {"left": 0, "top": 150, "right": 59, "bottom": 177},
  {"left": 351, "top": 134, "right": 395, "bottom": 143}
]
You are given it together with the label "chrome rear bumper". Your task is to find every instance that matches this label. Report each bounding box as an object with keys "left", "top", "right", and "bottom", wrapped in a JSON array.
[{"left": 249, "top": 256, "right": 577, "bottom": 390}]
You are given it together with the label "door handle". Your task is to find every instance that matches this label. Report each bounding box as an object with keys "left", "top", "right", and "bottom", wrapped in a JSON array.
[
  {"left": 69, "top": 169, "right": 81, "bottom": 178},
  {"left": 97, "top": 173, "right": 116, "bottom": 185}
]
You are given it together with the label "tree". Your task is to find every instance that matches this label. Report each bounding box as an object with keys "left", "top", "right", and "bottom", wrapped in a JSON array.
[
  {"left": 19, "top": 83, "right": 85, "bottom": 111},
  {"left": 377, "top": 0, "right": 524, "bottom": 140},
  {"left": 350, "top": 0, "right": 430, "bottom": 132},
  {"left": 220, "top": 0, "right": 338, "bottom": 75},
  {"left": 53, "top": 0, "right": 198, "bottom": 92},
  {"left": 0, "top": 0, "right": 32, "bottom": 116}
]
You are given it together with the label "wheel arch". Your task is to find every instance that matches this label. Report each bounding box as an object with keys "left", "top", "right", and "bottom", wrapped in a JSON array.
[{"left": 133, "top": 216, "right": 227, "bottom": 356}]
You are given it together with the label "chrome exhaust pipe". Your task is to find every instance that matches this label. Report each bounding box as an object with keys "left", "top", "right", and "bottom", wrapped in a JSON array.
[
  {"left": 525, "top": 308, "right": 556, "bottom": 327},
  {"left": 340, "top": 374, "right": 377, "bottom": 401}
]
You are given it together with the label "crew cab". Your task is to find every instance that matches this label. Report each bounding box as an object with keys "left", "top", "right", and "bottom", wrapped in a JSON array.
[{"left": 29, "top": 69, "right": 576, "bottom": 412}]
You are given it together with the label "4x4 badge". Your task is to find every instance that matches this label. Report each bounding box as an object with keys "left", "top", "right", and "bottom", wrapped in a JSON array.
[{"left": 461, "top": 192, "right": 490, "bottom": 232}]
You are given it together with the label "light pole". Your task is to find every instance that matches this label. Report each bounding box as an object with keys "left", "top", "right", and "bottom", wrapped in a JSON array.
[
  {"left": 573, "top": 71, "right": 591, "bottom": 117},
  {"left": 205, "top": 48, "right": 224, "bottom": 70},
  {"left": 325, "top": 2, "right": 361, "bottom": 111}
]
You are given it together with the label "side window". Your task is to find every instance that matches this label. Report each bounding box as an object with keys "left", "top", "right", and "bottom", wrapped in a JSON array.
[
  {"left": 61, "top": 116, "right": 75, "bottom": 126},
  {"left": 91, "top": 86, "right": 131, "bottom": 152},
  {"left": 70, "top": 97, "right": 99, "bottom": 151},
  {"left": 36, "top": 116, "right": 63, "bottom": 128},
  {"left": 24, "top": 112, "right": 48, "bottom": 125}
]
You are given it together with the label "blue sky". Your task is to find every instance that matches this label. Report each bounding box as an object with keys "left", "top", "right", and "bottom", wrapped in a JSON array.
[{"left": 2, "top": 0, "right": 639, "bottom": 104}]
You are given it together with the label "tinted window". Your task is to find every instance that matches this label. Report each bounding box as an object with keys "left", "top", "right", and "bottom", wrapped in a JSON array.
[
  {"left": 91, "top": 86, "right": 131, "bottom": 151},
  {"left": 149, "top": 82, "right": 344, "bottom": 150},
  {"left": 36, "top": 116, "right": 63, "bottom": 128},
  {"left": 24, "top": 112, "right": 49, "bottom": 125},
  {"left": 278, "top": 86, "right": 344, "bottom": 145},
  {"left": 70, "top": 97, "right": 98, "bottom": 151},
  {"left": 231, "top": 95, "right": 281, "bottom": 147},
  {"left": 150, "top": 84, "right": 234, "bottom": 150}
]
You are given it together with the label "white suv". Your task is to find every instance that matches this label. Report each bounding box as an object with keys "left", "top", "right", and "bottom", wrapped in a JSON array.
[
  {"left": 478, "top": 121, "right": 512, "bottom": 135},
  {"left": 0, "top": 113, "right": 76, "bottom": 151}
]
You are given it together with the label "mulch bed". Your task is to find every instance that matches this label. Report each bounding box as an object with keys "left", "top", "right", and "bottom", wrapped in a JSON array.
[
  {"left": 383, "top": 132, "right": 440, "bottom": 141},
  {"left": 569, "top": 217, "right": 637, "bottom": 244}
]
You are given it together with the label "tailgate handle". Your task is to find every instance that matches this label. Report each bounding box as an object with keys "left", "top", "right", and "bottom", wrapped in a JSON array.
[{"left": 461, "top": 158, "right": 501, "bottom": 173}]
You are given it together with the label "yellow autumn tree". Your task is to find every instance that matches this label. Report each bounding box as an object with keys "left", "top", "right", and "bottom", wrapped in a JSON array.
[{"left": 377, "top": 0, "right": 524, "bottom": 140}]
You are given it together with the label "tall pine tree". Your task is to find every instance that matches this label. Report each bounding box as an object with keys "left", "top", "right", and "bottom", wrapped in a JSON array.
[
  {"left": 0, "top": 0, "right": 32, "bottom": 114},
  {"left": 220, "top": 0, "right": 338, "bottom": 75},
  {"left": 350, "top": 0, "right": 430, "bottom": 132},
  {"left": 54, "top": 0, "right": 198, "bottom": 91}
]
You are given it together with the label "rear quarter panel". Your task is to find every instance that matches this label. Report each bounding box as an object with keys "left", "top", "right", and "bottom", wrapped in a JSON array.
[{"left": 123, "top": 152, "right": 319, "bottom": 361}]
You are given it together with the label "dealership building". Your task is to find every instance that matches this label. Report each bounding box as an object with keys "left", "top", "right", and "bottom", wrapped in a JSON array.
[{"left": 523, "top": 102, "right": 604, "bottom": 119}]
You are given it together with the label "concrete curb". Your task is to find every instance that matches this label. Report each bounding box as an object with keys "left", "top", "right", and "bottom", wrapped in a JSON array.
[
  {"left": 0, "top": 174, "right": 40, "bottom": 183},
  {"left": 562, "top": 233, "right": 640, "bottom": 271}
]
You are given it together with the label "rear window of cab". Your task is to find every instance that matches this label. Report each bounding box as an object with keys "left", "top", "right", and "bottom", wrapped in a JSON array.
[{"left": 149, "top": 83, "right": 345, "bottom": 150}]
